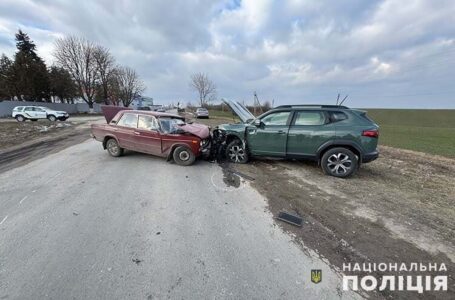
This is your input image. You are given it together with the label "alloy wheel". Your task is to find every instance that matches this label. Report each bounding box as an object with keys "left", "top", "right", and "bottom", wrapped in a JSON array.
[
  {"left": 326, "top": 153, "right": 352, "bottom": 175},
  {"left": 228, "top": 145, "right": 245, "bottom": 163}
]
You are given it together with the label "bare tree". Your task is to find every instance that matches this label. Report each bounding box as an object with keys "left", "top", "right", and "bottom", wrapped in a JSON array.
[
  {"left": 53, "top": 36, "right": 99, "bottom": 110},
  {"left": 116, "top": 66, "right": 145, "bottom": 107},
  {"left": 93, "top": 45, "right": 115, "bottom": 105},
  {"left": 189, "top": 72, "right": 216, "bottom": 107}
]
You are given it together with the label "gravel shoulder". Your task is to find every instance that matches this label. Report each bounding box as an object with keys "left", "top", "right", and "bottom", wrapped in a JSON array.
[{"left": 231, "top": 146, "right": 455, "bottom": 299}]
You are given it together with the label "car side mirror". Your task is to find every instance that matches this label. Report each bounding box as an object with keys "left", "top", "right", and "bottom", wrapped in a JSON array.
[
  {"left": 253, "top": 119, "right": 261, "bottom": 127},
  {"left": 110, "top": 120, "right": 116, "bottom": 124}
]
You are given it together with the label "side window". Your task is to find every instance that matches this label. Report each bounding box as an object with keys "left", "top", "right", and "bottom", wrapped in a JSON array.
[
  {"left": 33, "top": 107, "right": 45, "bottom": 112},
  {"left": 293, "top": 111, "right": 326, "bottom": 125},
  {"left": 328, "top": 111, "right": 348, "bottom": 123},
  {"left": 24, "top": 107, "right": 33, "bottom": 112},
  {"left": 117, "top": 113, "right": 138, "bottom": 128},
  {"left": 138, "top": 115, "right": 159, "bottom": 131},
  {"left": 261, "top": 111, "right": 291, "bottom": 126}
]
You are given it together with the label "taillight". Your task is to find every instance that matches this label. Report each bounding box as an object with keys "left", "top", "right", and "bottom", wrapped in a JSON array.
[{"left": 362, "top": 129, "right": 379, "bottom": 138}]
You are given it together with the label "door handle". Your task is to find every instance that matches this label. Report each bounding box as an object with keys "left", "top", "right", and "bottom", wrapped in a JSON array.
[
  {"left": 134, "top": 131, "right": 140, "bottom": 135},
  {"left": 277, "top": 130, "right": 286, "bottom": 134}
]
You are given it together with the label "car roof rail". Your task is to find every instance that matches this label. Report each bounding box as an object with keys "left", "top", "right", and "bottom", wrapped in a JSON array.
[{"left": 275, "top": 104, "right": 349, "bottom": 109}]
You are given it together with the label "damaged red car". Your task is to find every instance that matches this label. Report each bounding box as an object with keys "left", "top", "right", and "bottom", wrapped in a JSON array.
[{"left": 91, "top": 106, "right": 210, "bottom": 166}]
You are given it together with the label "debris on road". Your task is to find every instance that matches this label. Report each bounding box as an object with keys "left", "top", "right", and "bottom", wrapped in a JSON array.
[
  {"left": 72, "top": 211, "right": 79, "bottom": 216},
  {"left": 132, "top": 258, "right": 142, "bottom": 265},
  {"left": 276, "top": 211, "right": 303, "bottom": 227}
]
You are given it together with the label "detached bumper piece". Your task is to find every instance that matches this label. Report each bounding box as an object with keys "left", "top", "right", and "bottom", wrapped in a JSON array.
[{"left": 276, "top": 211, "right": 303, "bottom": 227}]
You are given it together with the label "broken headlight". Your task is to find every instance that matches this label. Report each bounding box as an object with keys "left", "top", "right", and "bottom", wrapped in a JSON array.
[{"left": 200, "top": 138, "right": 210, "bottom": 148}]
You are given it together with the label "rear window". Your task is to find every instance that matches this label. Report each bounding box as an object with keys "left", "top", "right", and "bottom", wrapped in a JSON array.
[
  {"left": 328, "top": 111, "right": 348, "bottom": 123},
  {"left": 13, "top": 107, "right": 24, "bottom": 111},
  {"left": 293, "top": 111, "right": 326, "bottom": 125},
  {"left": 117, "top": 113, "right": 138, "bottom": 128}
]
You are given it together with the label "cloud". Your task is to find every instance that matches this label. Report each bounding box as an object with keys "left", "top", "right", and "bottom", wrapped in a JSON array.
[{"left": 0, "top": 0, "right": 454, "bottom": 108}]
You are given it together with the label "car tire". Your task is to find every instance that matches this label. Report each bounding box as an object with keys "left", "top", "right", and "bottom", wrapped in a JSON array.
[
  {"left": 321, "top": 147, "right": 358, "bottom": 178},
  {"left": 47, "top": 115, "right": 57, "bottom": 122},
  {"left": 173, "top": 146, "right": 196, "bottom": 166},
  {"left": 15, "top": 115, "right": 26, "bottom": 122},
  {"left": 106, "top": 138, "right": 123, "bottom": 157},
  {"left": 226, "top": 139, "right": 249, "bottom": 163}
]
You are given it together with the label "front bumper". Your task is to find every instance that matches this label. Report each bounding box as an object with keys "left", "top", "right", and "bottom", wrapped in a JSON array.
[{"left": 362, "top": 150, "right": 379, "bottom": 163}]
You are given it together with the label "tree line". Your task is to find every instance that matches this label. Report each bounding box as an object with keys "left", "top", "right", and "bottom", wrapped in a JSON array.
[{"left": 0, "top": 30, "right": 144, "bottom": 109}]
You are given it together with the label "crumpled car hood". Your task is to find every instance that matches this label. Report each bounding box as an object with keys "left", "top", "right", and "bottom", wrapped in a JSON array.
[{"left": 179, "top": 123, "right": 210, "bottom": 139}]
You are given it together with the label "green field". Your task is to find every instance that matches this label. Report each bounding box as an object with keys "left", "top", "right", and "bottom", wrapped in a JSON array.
[{"left": 364, "top": 109, "right": 455, "bottom": 158}]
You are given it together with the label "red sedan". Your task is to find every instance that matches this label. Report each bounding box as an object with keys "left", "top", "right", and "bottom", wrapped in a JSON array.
[{"left": 91, "top": 106, "right": 210, "bottom": 166}]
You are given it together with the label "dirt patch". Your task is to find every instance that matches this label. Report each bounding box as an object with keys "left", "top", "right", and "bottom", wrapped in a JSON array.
[
  {"left": 0, "top": 117, "right": 103, "bottom": 173},
  {"left": 231, "top": 147, "right": 454, "bottom": 299}
]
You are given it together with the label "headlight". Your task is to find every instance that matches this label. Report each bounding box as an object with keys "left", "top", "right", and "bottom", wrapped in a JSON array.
[{"left": 200, "top": 139, "right": 210, "bottom": 147}]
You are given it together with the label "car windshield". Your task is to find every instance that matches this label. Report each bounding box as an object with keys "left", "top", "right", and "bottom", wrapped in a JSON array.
[{"left": 159, "top": 117, "right": 185, "bottom": 134}]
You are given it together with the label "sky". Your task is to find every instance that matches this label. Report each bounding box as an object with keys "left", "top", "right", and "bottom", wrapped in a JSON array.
[{"left": 0, "top": 0, "right": 454, "bottom": 108}]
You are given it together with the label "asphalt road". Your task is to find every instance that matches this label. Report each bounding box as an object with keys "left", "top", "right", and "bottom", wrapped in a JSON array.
[{"left": 0, "top": 139, "right": 358, "bottom": 299}]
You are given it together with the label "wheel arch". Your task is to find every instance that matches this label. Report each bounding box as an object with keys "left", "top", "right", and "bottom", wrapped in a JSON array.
[
  {"left": 166, "top": 143, "right": 193, "bottom": 161},
  {"left": 102, "top": 135, "right": 119, "bottom": 149},
  {"left": 317, "top": 141, "right": 362, "bottom": 164}
]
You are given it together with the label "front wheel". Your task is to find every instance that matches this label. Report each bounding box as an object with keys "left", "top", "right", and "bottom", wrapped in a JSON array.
[
  {"left": 173, "top": 146, "right": 196, "bottom": 166},
  {"left": 15, "top": 115, "right": 26, "bottom": 122},
  {"left": 226, "top": 140, "right": 249, "bottom": 163},
  {"left": 106, "top": 138, "right": 123, "bottom": 157},
  {"left": 321, "top": 147, "right": 358, "bottom": 178}
]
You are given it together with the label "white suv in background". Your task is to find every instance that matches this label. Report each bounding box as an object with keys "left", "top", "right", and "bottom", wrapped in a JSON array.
[{"left": 12, "top": 106, "right": 69, "bottom": 122}]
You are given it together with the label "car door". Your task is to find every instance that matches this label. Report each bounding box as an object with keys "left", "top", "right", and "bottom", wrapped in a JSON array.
[
  {"left": 246, "top": 111, "right": 291, "bottom": 157},
  {"left": 134, "top": 115, "right": 162, "bottom": 156},
  {"left": 33, "top": 107, "right": 47, "bottom": 119},
  {"left": 23, "top": 107, "right": 35, "bottom": 119},
  {"left": 286, "top": 110, "right": 335, "bottom": 157},
  {"left": 115, "top": 113, "right": 138, "bottom": 150}
]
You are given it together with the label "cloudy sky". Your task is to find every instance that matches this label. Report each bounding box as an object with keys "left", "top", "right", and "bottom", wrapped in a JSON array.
[{"left": 0, "top": 0, "right": 454, "bottom": 108}]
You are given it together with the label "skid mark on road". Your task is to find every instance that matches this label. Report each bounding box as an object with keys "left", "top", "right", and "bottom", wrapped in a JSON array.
[
  {"left": 19, "top": 195, "right": 28, "bottom": 205},
  {"left": 0, "top": 215, "right": 8, "bottom": 225}
]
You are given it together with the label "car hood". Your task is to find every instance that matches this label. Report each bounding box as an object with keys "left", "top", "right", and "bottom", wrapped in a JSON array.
[
  {"left": 221, "top": 99, "right": 255, "bottom": 123},
  {"left": 179, "top": 123, "right": 210, "bottom": 139}
]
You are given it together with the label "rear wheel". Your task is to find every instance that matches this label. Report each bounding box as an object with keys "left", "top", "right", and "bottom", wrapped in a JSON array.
[
  {"left": 226, "top": 139, "right": 249, "bottom": 163},
  {"left": 321, "top": 147, "right": 358, "bottom": 178},
  {"left": 106, "top": 138, "right": 123, "bottom": 157},
  {"left": 15, "top": 115, "right": 25, "bottom": 122},
  {"left": 173, "top": 146, "right": 196, "bottom": 166},
  {"left": 47, "top": 115, "right": 57, "bottom": 122}
]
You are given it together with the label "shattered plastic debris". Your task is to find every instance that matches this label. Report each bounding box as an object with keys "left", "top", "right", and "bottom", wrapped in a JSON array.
[
  {"left": 132, "top": 258, "right": 142, "bottom": 265},
  {"left": 276, "top": 211, "right": 303, "bottom": 227}
]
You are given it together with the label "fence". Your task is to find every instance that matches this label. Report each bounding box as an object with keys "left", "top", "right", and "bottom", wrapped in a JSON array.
[{"left": 0, "top": 100, "right": 102, "bottom": 117}]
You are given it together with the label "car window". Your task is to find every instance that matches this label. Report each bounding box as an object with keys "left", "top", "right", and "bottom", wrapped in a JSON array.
[
  {"left": 33, "top": 107, "right": 45, "bottom": 112},
  {"left": 294, "top": 111, "right": 326, "bottom": 125},
  {"left": 328, "top": 111, "right": 348, "bottom": 123},
  {"left": 261, "top": 111, "right": 290, "bottom": 126},
  {"left": 24, "top": 107, "right": 33, "bottom": 111},
  {"left": 138, "top": 115, "right": 159, "bottom": 131},
  {"left": 117, "top": 113, "right": 138, "bottom": 128},
  {"left": 14, "top": 107, "right": 23, "bottom": 111}
]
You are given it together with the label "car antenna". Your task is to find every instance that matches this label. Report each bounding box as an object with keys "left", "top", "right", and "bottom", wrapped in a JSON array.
[
  {"left": 336, "top": 93, "right": 340, "bottom": 105},
  {"left": 339, "top": 95, "right": 349, "bottom": 106}
]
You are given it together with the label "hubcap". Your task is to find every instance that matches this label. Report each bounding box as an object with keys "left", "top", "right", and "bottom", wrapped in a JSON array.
[
  {"left": 228, "top": 145, "right": 245, "bottom": 162},
  {"left": 179, "top": 151, "right": 190, "bottom": 161},
  {"left": 327, "top": 153, "right": 352, "bottom": 175},
  {"left": 108, "top": 141, "right": 119, "bottom": 155}
]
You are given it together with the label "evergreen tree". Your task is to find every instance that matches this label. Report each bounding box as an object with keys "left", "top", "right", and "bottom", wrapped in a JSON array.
[
  {"left": 11, "top": 30, "right": 50, "bottom": 101},
  {"left": 49, "top": 66, "right": 78, "bottom": 103},
  {"left": 0, "top": 54, "right": 14, "bottom": 99}
]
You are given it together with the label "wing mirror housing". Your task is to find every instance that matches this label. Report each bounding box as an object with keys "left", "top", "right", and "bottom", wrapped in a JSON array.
[{"left": 253, "top": 119, "right": 261, "bottom": 127}]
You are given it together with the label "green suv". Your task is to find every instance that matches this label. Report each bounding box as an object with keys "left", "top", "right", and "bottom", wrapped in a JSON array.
[{"left": 218, "top": 99, "right": 379, "bottom": 178}]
